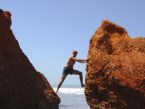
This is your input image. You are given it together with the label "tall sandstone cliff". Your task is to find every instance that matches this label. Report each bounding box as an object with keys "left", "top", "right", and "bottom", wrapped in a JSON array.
[
  {"left": 85, "top": 20, "right": 145, "bottom": 109},
  {"left": 0, "top": 9, "right": 60, "bottom": 109}
]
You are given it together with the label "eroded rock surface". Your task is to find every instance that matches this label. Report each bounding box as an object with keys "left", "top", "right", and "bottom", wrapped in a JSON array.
[{"left": 85, "top": 20, "right": 145, "bottom": 109}]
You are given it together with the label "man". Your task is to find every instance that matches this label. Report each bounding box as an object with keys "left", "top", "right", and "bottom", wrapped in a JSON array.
[{"left": 56, "top": 50, "right": 87, "bottom": 92}]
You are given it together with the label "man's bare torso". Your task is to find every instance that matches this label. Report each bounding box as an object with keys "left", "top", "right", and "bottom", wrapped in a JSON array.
[{"left": 65, "top": 57, "right": 76, "bottom": 68}]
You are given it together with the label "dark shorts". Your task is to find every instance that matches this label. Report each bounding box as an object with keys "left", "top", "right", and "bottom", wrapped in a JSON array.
[{"left": 62, "top": 67, "right": 74, "bottom": 75}]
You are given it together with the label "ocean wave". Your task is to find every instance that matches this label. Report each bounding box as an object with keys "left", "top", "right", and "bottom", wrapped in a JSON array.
[
  {"left": 53, "top": 88, "right": 84, "bottom": 95},
  {"left": 53, "top": 88, "right": 89, "bottom": 109}
]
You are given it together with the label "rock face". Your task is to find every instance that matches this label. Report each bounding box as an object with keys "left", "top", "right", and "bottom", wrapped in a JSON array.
[
  {"left": 85, "top": 20, "right": 145, "bottom": 109},
  {"left": 0, "top": 9, "right": 60, "bottom": 109}
]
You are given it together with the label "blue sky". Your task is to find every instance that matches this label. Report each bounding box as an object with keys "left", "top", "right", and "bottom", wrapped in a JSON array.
[{"left": 0, "top": 0, "right": 145, "bottom": 86}]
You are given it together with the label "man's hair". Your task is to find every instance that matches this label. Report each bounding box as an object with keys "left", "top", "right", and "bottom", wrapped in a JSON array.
[{"left": 72, "top": 50, "right": 78, "bottom": 54}]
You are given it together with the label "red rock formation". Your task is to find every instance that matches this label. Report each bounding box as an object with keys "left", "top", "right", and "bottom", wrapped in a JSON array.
[
  {"left": 0, "top": 9, "right": 60, "bottom": 109},
  {"left": 85, "top": 20, "right": 145, "bottom": 109}
]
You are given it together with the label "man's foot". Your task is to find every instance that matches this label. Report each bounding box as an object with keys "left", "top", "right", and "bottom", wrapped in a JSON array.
[
  {"left": 56, "top": 88, "right": 59, "bottom": 93},
  {"left": 81, "top": 84, "right": 85, "bottom": 87}
]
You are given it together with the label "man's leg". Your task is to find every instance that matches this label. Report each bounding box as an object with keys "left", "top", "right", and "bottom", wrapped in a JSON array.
[
  {"left": 56, "top": 74, "right": 67, "bottom": 92},
  {"left": 71, "top": 70, "right": 84, "bottom": 87}
]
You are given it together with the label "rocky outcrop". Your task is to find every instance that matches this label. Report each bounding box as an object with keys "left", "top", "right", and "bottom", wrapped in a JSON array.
[
  {"left": 0, "top": 9, "right": 60, "bottom": 109},
  {"left": 85, "top": 20, "right": 145, "bottom": 109}
]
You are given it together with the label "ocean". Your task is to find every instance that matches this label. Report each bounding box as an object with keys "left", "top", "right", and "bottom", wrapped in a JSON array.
[{"left": 53, "top": 87, "right": 90, "bottom": 109}]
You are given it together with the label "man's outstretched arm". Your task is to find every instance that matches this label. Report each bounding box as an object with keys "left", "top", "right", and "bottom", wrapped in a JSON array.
[{"left": 72, "top": 57, "right": 87, "bottom": 63}]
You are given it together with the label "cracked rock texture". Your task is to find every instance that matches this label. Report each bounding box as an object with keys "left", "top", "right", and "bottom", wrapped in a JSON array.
[{"left": 85, "top": 20, "right": 145, "bottom": 109}]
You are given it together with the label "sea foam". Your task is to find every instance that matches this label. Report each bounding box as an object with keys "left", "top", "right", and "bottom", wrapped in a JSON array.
[
  {"left": 53, "top": 88, "right": 89, "bottom": 109},
  {"left": 53, "top": 88, "right": 84, "bottom": 95}
]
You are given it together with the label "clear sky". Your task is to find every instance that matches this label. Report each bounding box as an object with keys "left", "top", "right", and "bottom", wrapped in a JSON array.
[{"left": 0, "top": 0, "right": 145, "bottom": 86}]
